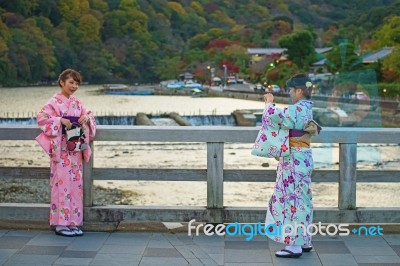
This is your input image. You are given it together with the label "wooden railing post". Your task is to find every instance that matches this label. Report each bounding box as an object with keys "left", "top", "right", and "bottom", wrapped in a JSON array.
[
  {"left": 338, "top": 143, "right": 357, "bottom": 210},
  {"left": 83, "top": 141, "right": 94, "bottom": 207},
  {"left": 207, "top": 142, "right": 224, "bottom": 209}
]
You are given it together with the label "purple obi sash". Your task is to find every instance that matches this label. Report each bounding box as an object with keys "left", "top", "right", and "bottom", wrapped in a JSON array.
[
  {"left": 289, "top": 129, "right": 306, "bottom": 137},
  {"left": 62, "top": 116, "right": 80, "bottom": 134}
]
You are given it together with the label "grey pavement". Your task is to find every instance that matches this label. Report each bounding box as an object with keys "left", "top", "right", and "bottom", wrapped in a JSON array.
[{"left": 0, "top": 229, "right": 400, "bottom": 266}]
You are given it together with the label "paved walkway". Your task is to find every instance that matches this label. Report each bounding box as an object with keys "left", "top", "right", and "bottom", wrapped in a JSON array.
[{"left": 1, "top": 229, "right": 400, "bottom": 266}]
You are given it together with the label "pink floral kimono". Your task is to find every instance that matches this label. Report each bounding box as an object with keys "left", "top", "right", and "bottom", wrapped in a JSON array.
[{"left": 36, "top": 93, "right": 96, "bottom": 226}]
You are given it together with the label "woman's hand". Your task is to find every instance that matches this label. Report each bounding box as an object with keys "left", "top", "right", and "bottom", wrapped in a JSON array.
[
  {"left": 264, "top": 93, "right": 274, "bottom": 103},
  {"left": 61, "top": 118, "right": 72, "bottom": 130},
  {"left": 78, "top": 115, "right": 89, "bottom": 125}
]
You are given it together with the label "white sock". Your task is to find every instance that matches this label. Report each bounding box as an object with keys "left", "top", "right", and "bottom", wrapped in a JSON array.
[
  {"left": 56, "top": 225, "right": 69, "bottom": 231},
  {"left": 276, "top": 245, "right": 302, "bottom": 255},
  {"left": 301, "top": 244, "right": 312, "bottom": 248}
]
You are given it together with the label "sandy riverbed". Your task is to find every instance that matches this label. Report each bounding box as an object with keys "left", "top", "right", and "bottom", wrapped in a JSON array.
[{"left": 1, "top": 85, "right": 399, "bottom": 208}]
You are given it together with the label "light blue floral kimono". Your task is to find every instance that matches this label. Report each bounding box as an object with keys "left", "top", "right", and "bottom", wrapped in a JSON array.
[{"left": 264, "top": 100, "right": 315, "bottom": 246}]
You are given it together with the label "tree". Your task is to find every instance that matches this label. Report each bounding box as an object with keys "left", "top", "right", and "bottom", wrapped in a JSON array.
[
  {"left": 325, "top": 42, "right": 362, "bottom": 73},
  {"left": 381, "top": 47, "right": 400, "bottom": 82},
  {"left": 152, "top": 56, "right": 182, "bottom": 80},
  {"left": 279, "top": 31, "right": 316, "bottom": 70},
  {"left": 6, "top": 18, "right": 56, "bottom": 83},
  {"left": 374, "top": 15, "right": 400, "bottom": 47}
]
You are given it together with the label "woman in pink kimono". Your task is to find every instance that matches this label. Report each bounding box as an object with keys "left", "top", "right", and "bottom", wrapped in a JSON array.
[
  {"left": 263, "top": 74, "right": 321, "bottom": 258},
  {"left": 36, "top": 69, "right": 96, "bottom": 237}
]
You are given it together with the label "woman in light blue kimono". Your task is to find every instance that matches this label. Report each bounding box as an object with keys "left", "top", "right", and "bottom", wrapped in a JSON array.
[{"left": 263, "top": 74, "right": 321, "bottom": 258}]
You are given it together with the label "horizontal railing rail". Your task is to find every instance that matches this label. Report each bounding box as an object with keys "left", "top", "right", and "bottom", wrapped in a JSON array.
[{"left": 0, "top": 125, "right": 400, "bottom": 226}]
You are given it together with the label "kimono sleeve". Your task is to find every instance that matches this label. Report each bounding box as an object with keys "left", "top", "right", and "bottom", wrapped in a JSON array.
[
  {"left": 36, "top": 102, "right": 62, "bottom": 137},
  {"left": 81, "top": 105, "right": 96, "bottom": 141},
  {"left": 263, "top": 103, "right": 296, "bottom": 129}
]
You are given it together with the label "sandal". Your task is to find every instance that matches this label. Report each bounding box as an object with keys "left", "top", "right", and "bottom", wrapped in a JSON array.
[
  {"left": 275, "top": 249, "right": 302, "bottom": 258},
  {"left": 55, "top": 226, "right": 75, "bottom": 237},
  {"left": 69, "top": 226, "right": 84, "bottom": 236},
  {"left": 302, "top": 245, "right": 313, "bottom": 252}
]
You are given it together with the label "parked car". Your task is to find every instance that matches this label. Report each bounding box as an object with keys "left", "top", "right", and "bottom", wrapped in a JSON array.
[
  {"left": 184, "top": 80, "right": 203, "bottom": 89},
  {"left": 266, "top": 84, "right": 281, "bottom": 93},
  {"left": 254, "top": 83, "right": 265, "bottom": 92},
  {"left": 227, "top": 76, "right": 237, "bottom": 85},
  {"left": 166, "top": 81, "right": 185, "bottom": 89},
  {"left": 351, "top": 92, "right": 369, "bottom": 100}
]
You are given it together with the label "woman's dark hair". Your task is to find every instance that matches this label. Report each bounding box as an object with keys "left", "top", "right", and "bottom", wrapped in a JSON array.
[
  {"left": 286, "top": 73, "right": 312, "bottom": 99},
  {"left": 58, "top": 69, "right": 82, "bottom": 87}
]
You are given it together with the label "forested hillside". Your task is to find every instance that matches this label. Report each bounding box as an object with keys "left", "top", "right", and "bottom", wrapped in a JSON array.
[{"left": 0, "top": 0, "right": 399, "bottom": 86}]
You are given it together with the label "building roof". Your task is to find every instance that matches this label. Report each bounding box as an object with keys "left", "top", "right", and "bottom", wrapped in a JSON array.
[
  {"left": 247, "top": 48, "right": 285, "bottom": 55},
  {"left": 312, "top": 47, "right": 393, "bottom": 66},
  {"left": 361, "top": 47, "right": 393, "bottom": 63},
  {"left": 247, "top": 47, "right": 332, "bottom": 55}
]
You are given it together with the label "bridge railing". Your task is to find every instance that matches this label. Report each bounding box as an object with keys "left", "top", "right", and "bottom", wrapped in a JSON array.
[{"left": 0, "top": 125, "right": 399, "bottom": 226}]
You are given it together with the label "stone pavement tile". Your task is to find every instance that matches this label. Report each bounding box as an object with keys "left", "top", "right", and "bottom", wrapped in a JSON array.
[
  {"left": 143, "top": 247, "right": 183, "bottom": 257},
  {"left": 147, "top": 239, "right": 174, "bottom": 248},
  {"left": 90, "top": 253, "right": 141, "bottom": 266},
  {"left": 345, "top": 245, "right": 398, "bottom": 256},
  {"left": 383, "top": 234, "right": 400, "bottom": 245},
  {"left": 0, "top": 249, "right": 18, "bottom": 265},
  {"left": 104, "top": 232, "right": 151, "bottom": 245},
  {"left": 26, "top": 232, "right": 75, "bottom": 246},
  {"left": 312, "top": 240, "right": 350, "bottom": 254},
  {"left": 198, "top": 245, "right": 224, "bottom": 254},
  {"left": 391, "top": 245, "right": 400, "bottom": 256},
  {"left": 53, "top": 257, "right": 92, "bottom": 265},
  {"left": 65, "top": 238, "right": 107, "bottom": 252},
  {"left": 149, "top": 233, "right": 166, "bottom": 239},
  {"left": 67, "top": 232, "right": 109, "bottom": 242},
  {"left": 358, "top": 263, "right": 400, "bottom": 266},
  {"left": 3, "top": 254, "right": 58, "bottom": 266},
  {"left": 341, "top": 235, "right": 387, "bottom": 245},
  {"left": 225, "top": 263, "right": 273, "bottom": 266},
  {"left": 4, "top": 230, "right": 41, "bottom": 238},
  {"left": 198, "top": 257, "right": 219, "bottom": 265},
  {"left": 138, "top": 257, "right": 189, "bottom": 266},
  {"left": 185, "top": 244, "right": 210, "bottom": 259},
  {"left": 185, "top": 258, "right": 204, "bottom": 266},
  {"left": 60, "top": 250, "right": 97, "bottom": 258},
  {"left": 192, "top": 235, "right": 225, "bottom": 246},
  {"left": 67, "top": 233, "right": 109, "bottom": 251},
  {"left": 311, "top": 235, "right": 342, "bottom": 241},
  {"left": 354, "top": 255, "right": 400, "bottom": 264},
  {"left": 0, "top": 236, "right": 32, "bottom": 249},
  {"left": 271, "top": 257, "right": 322, "bottom": 266},
  {"left": 225, "top": 240, "right": 268, "bottom": 250},
  {"left": 97, "top": 244, "right": 146, "bottom": 255},
  {"left": 208, "top": 253, "right": 223, "bottom": 265},
  {"left": 18, "top": 245, "right": 66, "bottom": 255},
  {"left": 225, "top": 235, "right": 253, "bottom": 242},
  {"left": 175, "top": 234, "right": 196, "bottom": 245},
  {"left": 318, "top": 254, "right": 357, "bottom": 265},
  {"left": 174, "top": 245, "right": 197, "bottom": 259},
  {"left": 162, "top": 233, "right": 188, "bottom": 246},
  {"left": 224, "top": 249, "right": 271, "bottom": 263}
]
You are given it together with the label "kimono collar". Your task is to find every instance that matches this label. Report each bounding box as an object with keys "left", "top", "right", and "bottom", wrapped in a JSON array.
[
  {"left": 297, "top": 99, "right": 313, "bottom": 109},
  {"left": 55, "top": 92, "right": 75, "bottom": 104}
]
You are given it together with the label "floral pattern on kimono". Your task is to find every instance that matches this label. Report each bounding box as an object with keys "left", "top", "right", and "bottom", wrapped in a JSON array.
[
  {"left": 36, "top": 93, "right": 96, "bottom": 226},
  {"left": 264, "top": 100, "right": 314, "bottom": 246}
]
